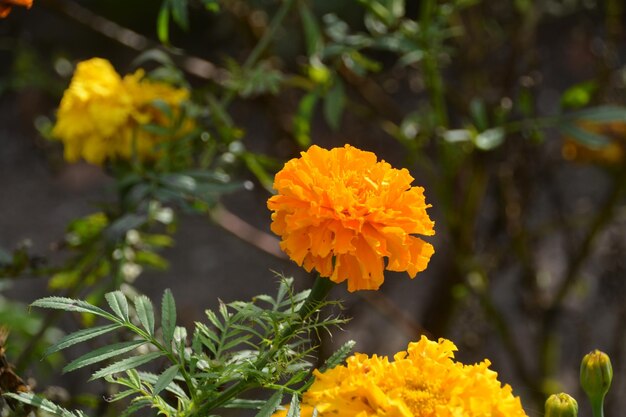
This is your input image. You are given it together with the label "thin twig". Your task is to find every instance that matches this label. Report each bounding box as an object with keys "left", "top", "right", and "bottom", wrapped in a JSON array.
[{"left": 39, "top": 0, "right": 228, "bottom": 83}]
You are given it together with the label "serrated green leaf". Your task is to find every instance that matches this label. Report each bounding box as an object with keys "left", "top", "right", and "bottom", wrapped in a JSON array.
[
  {"left": 63, "top": 340, "right": 146, "bottom": 373},
  {"left": 45, "top": 324, "right": 121, "bottom": 356},
  {"left": 135, "top": 295, "right": 155, "bottom": 336},
  {"left": 138, "top": 371, "right": 189, "bottom": 399},
  {"left": 4, "top": 392, "right": 78, "bottom": 417},
  {"left": 32, "top": 297, "right": 116, "bottom": 321},
  {"left": 108, "top": 388, "right": 136, "bottom": 402},
  {"left": 162, "top": 289, "right": 176, "bottom": 347},
  {"left": 105, "top": 291, "right": 130, "bottom": 321},
  {"left": 222, "top": 334, "right": 253, "bottom": 351},
  {"left": 320, "top": 340, "right": 355, "bottom": 372},
  {"left": 90, "top": 352, "right": 163, "bottom": 380},
  {"left": 285, "top": 393, "right": 300, "bottom": 417},
  {"left": 153, "top": 364, "right": 180, "bottom": 395},
  {"left": 173, "top": 326, "right": 187, "bottom": 358},
  {"left": 120, "top": 399, "right": 152, "bottom": 417},
  {"left": 324, "top": 79, "right": 346, "bottom": 130},
  {"left": 205, "top": 310, "right": 224, "bottom": 332},
  {"left": 126, "top": 368, "right": 142, "bottom": 388},
  {"left": 254, "top": 390, "right": 283, "bottom": 417}
]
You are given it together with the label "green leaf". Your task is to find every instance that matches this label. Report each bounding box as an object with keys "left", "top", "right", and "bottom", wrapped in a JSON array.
[
  {"left": 470, "top": 98, "right": 488, "bottom": 131},
  {"left": 151, "top": 99, "right": 174, "bottom": 120},
  {"left": 293, "top": 92, "right": 319, "bottom": 148},
  {"left": 135, "top": 295, "right": 156, "bottom": 336},
  {"left": 63, "top": 340, "right": 146, "bottom": 373},
  {"left": 559, "top": 123, "right": 610, "bottom": 149},
  {"left": 45, "top": 324, "right": 121, "bottom": 356},
  {"left": 298, "top": 2, "right": 323, "bottom": 56},
  {"left": 104, "top": 214, "right": 146, "bottom": 241},
  {"left": 170, "top": 0, "right": 189, "bottom": 30},
  {"left": 135, "top": 251, "right": 169, "bottom": 270},
  {"left": 474, "top": 127, "right": 505, "bottom": 150},
  {"left": 157, "top": 3, "right": 170, "bottom": 44},
  {"left": 242, "top": 153, "right": 274, "bottom": 193},
  {"left": 4, "top": 392, "right": 78, "bottom": 417},
  {"left": 162, "top": 289, "right": 177, "bottom": 347},
  {"left": 105, "top": 291, "right": 130, "bottom": 321},
  {"left": 32, "top": 297, "right": 116, "bottom": 321},
  {"left": 566, "top": 105, "right": 626, "bottom": 123},
  {"left": 138, "top": 371, "right": 189, "bottom": 399},
  {"left": 254, "top": 390, "right": 283, "bottom": 417},
  {"left": 285, "top": 393, "right": 300, "bottom": 417},
  {"left": 173, "top": 326, "right": 187, "bottom": 358},
  {"left": 153, "top": 364, "right": 180, "bottom": 395},
  {"left": 160, "top": 174, "right": 197, "bottom": 192},
  {"left": 561, "top": 81, "right": 597, "bottom": 109},
  {"left": 120, "top": 399, "right": 152, "bottom": 417},
  {"left": 90, "top": 352, "right": 163, "bottom": 380},
  {"left": 132, "top": 49, "right": 175, "bottom": 67},
  {"left": 319, "top": 340, "right": 355, "bottom": 372},
  {"left": 324, "top": 79, "right": 346, "bottom": 130}
]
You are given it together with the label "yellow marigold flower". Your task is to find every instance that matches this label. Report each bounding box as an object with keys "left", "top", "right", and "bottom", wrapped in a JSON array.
[
  {"left": 273, "top": 336, "right": 528, "bottom": 417},
  {"left": 267, "top": 145, "right": 435, "bottom": 292},
  {"left": 52, "top": 58, "right": 191, "bottom": 166},
  {"left": 0, "top": 0, "right": 32, "bottom": 18}
]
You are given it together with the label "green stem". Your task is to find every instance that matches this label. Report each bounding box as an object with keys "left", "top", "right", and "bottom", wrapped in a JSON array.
[
  {"left": 590, "top": 396, "right": 605, "bottom": 417},
  {"left": 420, "top": 0, "right": 448, "bottom": 128},
  {"left": 189, "top": 275, "right": 333, "bottom": 416}
]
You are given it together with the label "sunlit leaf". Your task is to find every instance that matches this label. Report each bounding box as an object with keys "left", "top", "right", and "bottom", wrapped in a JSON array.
[
  {"left": 90, "top": 352, "right": 163, "bottom": 380},
  {"left": 63, "top": 340, "right": 146, "bottom": 373}
]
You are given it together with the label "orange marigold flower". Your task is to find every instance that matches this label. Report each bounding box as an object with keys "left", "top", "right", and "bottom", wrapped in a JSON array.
[
  {"left": 273, "top": 336, "right": 529, "bottom": 417},
  {"left": 267, "top": 144, "right": 435, "bottom": 292},
  {"left": 0, "top": 0, "right": 32, "bottom": 18}
]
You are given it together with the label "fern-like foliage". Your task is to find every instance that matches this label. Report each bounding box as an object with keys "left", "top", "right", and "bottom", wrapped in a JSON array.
[{"left": 11, "top": 277, "right": 349, "bottom": 417}]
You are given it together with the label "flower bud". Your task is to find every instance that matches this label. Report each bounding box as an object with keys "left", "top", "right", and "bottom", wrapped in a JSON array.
[
  {"left": 545, "top": 393, "right": 578, "bottom": 417},
  {"left": 580, "top": 350, "right": 613, "bottom": 402}
]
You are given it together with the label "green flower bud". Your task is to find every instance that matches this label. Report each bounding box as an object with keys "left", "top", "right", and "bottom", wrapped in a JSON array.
[
  {"left": 580, "top": 350, "right": 613, "bottom": 400},
  {"left": 580, "top": 350, "right": 612, "bottom": 417},
  {"left": 545, "top": 393, "right": 578, "bottom": 417}
]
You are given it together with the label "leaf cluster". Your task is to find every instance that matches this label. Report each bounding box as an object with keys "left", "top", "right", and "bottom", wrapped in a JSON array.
[{"left": 11, "top": 277, "right": 347, "bottom": 417}]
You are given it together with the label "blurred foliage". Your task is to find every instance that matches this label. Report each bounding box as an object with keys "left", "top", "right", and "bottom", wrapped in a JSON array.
[{"left": 1, "top": 0, "right": 626, "bottom": 415}]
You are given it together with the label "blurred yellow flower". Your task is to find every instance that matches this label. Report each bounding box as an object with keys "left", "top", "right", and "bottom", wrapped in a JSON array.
[
  {"left": 0, "top": 0, "right": 32, "bottom": 18},
  {"left": 52, "top": 58, "right": 191, "bottom": 166},
  {"left": 562, "top": 121, "right": 625, "bottom": 165},
  {"left": 267, "top": 145, "right": 434, "bottom": 292},
  {"left": 273, "top": 336, "right": 528, "bottom": 417}
]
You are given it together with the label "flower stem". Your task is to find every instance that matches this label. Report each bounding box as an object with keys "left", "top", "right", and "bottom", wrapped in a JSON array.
[
  {"left": 590, "top": 397, "right": 605, "bottom": 417},
  {"left": 189, "top": 275, "right": 333, "bottom": 416}
]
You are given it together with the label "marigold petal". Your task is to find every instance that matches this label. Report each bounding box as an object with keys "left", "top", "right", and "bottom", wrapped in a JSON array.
[
  {"left": 272, "top": 335, "right": 529, "bottom": 417},
  {"left": 52, "top": 57, "right": 192, "bottom": 166},
  {"left": 267, "top": 144, "right": 435, "bottom": 291}
]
